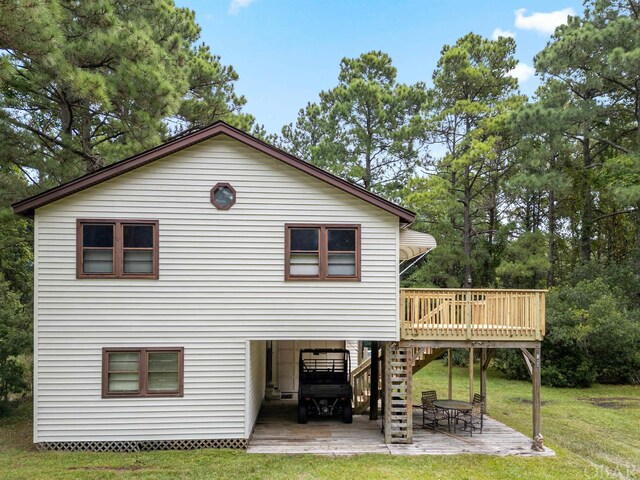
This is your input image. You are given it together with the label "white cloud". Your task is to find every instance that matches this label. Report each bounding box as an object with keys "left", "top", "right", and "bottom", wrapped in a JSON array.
[
  {"left": 492, "top": 28, "right": 516, "bottom": 40},
  {"left": 514, "top": 7, "right": 575, "bottom": 35},
  {"left": 509, "top": 62, "right": 536, "bottom": 83},
  {"left": 229, "top": 0, "right": 256, "bottom": 15}
]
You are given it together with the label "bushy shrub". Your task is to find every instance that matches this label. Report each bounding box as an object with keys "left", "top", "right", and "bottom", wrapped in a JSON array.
[
  {"left": 495, "top": 276, "right": 640, "bottom": 387},
  {"left": 0, "top": 275, "right": 30, "bottom": 402}
]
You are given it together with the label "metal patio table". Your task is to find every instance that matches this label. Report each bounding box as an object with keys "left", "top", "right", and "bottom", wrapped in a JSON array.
[{"left": 433, "top": 399, "right": 473, "bottom": 433}]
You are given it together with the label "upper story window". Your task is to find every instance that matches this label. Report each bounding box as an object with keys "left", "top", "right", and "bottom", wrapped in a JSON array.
[
  {"left": 285, "top": 224, "right": 360, "bottom": 281},
  {"left": 102, "top": 347, "right": 183, "bottom": 398},
  {"left": 77, "top": 219, "right": 158, "bottom": 279},
  {"left": 210, "top": 182, "right": 236, "bottom": 210}
]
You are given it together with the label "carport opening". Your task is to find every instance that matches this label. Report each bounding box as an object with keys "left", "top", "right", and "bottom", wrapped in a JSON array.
[{"left": 264, "top": 340, "right": 357, "bottom": 401}]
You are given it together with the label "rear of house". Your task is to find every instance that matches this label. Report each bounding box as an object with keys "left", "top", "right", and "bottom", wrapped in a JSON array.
[{"left": 14, "top": 123, "right": 413, "bottom": 450}]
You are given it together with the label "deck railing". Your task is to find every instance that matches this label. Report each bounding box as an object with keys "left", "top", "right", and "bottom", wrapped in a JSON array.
[{"left": 400, "top": 289, "right": 546, "bottom": 341}]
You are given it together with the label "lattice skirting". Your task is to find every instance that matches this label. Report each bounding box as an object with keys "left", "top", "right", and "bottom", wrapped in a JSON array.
[{"left": 36, "top": 438, "right": 248, "bottom": 453}]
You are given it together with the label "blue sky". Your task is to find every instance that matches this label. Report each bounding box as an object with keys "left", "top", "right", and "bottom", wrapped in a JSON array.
[{"left": 175, "top": 1, "right": 584, "bottom": 134}]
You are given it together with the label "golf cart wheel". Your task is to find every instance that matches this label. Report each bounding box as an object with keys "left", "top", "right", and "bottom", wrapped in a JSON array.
[
  {"left": 342, "top": 401, "right": 353, "bottom": 424},
  {"left": 298, "top": 403, "right": 308, "bottom": 424}
]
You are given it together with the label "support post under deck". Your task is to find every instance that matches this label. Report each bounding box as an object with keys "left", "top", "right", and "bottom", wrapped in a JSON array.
[
  {"left": 447, "top": 348, "right": 453, "bottom": 399},
  {"left": 480, "top": 348, "right": 488, "bottom": 414},
  {"left": 468, "top": 347, "right": 474, "bottom": 403},
  {"left": 370, "top": 341, "right": 379, "bottom": 420},
  {"left": 521, "top": 346, "right": 544, "bottom": 451},
  {"left": 532, "top": 347, "right": 543, "bottom": 450}
]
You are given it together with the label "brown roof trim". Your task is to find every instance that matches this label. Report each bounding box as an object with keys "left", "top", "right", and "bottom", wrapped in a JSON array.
[{"left": 11, "top": 121, "right": 416, "bottom": 223}]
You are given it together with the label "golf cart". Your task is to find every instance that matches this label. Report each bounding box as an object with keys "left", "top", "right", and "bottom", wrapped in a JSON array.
[{"left": 297, "top": 348, "right": 353, "bottom": 424}]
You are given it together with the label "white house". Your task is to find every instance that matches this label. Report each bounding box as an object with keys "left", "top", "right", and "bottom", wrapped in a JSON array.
[
  {"left": 12, "top": 122, "right": 423, "bottom": 450},
  {"left": 13, "top": 122, "right": 545, "bottom": 452}
]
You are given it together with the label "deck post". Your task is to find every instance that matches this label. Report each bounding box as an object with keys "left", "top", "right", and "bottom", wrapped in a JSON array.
[
  {"left": 480, "top": 348, "right": 487, "bottom": 413},
  {"left": 447, "top": 348, "right": 453, "bottom": 399},
  {"left": 468, "top": 347, "right": 474, "bottom": 403},
  {"left": 380, "top": 342, "right": 386, "bottom": 424},
  {"left": 532, "top": 347, "right": 543, "bottom": 451},
  {"left": 383, "top": 342, "right": 392, "bottom": 444},
  {"left": 370, "top": 341, "right": 379, "bottom": 420},
  {"left": 465, "top": 290, "right": 472, "bottom": 339},
  {"left": 406, "top": 348, "right": 413, "bottom": 444}
]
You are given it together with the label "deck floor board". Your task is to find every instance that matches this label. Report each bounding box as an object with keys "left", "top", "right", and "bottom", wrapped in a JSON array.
[{"left": 247, "top": 403, "right": 555, "bottom": 456}]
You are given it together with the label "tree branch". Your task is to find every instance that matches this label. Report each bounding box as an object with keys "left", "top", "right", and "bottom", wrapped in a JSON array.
[
  {"left": 1, "top": 113, "right": 93, "bottom": 160},
  {"left": 592, "top": 209, "right": 638, "bottom": 223}
]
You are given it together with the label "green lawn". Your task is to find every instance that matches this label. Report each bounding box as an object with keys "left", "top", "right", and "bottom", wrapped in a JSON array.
[{"left": 1, "top": 364, "right": 638, "bottom": 480}]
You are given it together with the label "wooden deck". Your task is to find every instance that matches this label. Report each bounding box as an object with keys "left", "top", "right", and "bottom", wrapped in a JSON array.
[
  {"left": 247, "top": 403, "right": 554, "bottom": 456},
  {"left": 400, "top": 289, "right": 546, "bottom": 342}
]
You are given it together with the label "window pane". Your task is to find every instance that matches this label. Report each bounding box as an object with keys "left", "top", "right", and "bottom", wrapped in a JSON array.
[
  {"left": 328, "top": 229, "right": 356, "bottom": 251},
  {"left": 290, "top": 253, "right": 320, "bottom": 276},
  {"left": 107, "top": 352, "right": 140, "bottom": 393},
  {"left": 109, "top": 352, "right": 139, "bottom": 371},
  {"left": 214, "top": 186, "right": 235, "bottom": 207},
  {"left": 123, "top": 225, "right": 154, "bottom": 248},
  {"left": 290, "top": 228, "right": 318, "bottom": 251},
  {"left": 148, "top": 352, "right": 178, "bottom": 372},
  {"left": 123, "top": 250, "right": 153, "bottom": 274},
  {"left": 148, "top": 352, "right": 179, "bottom": 392},
  {"left": 108, "top": 372, "right": 139, "bottom": 392},
  {"left": 328, "top": 253, "right": 356, "bottom": 276},
  {"left": 148, "top": 372, "right": 179, "bottom": 392},
  {"left": 83, "top": 224, "right": 113, "bottom": 248},
  {"left": 83, "top": 249, "right": 113, "bottom": 273}
]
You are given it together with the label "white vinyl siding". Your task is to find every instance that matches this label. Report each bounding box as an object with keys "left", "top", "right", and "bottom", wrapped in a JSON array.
[
  {"left": 245, "top": 341, "right": 266, "bottom": 437},
  {"left": 346, "top": 340, "right": 360, "bottom": 372},
  {"left": 34, "top": 135, "right": 399, "bottom": 442}
]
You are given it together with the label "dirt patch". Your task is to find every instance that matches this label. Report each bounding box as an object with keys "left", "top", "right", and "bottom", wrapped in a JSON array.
[
  {"left": 514, "top": 398, "right": 552, "bottom": 406},
  {"left": 68, "top": 466, "right": 145, "bottom": 472},
  {"left": 587, "top": 397, "right": 640, "bottom": 409},
  {"left": 0, "top": 420, "right": 36, "bottom": 452}
]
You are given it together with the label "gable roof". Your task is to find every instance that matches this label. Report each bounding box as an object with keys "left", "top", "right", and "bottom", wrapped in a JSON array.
[{"left": 11, "top": 121, "right": 415, "bottom": 223}]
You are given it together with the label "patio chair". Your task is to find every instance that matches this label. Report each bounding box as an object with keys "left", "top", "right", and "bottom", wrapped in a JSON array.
[
  {"left": 420, "top": 390, "right": 447, "bottom": 433},
  {"left": 458, "top": 393, "right": 484, "bottom": 436}
]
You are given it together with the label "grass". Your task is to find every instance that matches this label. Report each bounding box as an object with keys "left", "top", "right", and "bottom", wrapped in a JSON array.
[
  {"left": 414, "top": 362, "right": 640, "bottom": 480},
  {"left": 0, "top": 364, "right": 638, "bottom": 480}
]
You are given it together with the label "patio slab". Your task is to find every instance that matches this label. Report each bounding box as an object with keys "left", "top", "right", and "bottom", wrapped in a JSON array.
[{"left": 247, "top": 403, "right": 555, "bottom": 456}]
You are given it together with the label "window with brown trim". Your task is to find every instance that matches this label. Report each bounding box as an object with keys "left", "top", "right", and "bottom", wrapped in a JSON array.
[
  {"left": 77, "top": 220, "right": 159, "bottom": 278},
  {"left": 210, "top": 182, "right": 236, "bottom": 210},
  {"left": 102, "top": 347, "right": 184, "bottom": 398},
  {"left": 285, "top": 224, "right": 361, "bottom": 281}
]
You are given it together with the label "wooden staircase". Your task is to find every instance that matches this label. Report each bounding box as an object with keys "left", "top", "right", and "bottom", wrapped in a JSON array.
[
  {"left": 351, "top": 346, "right": 447, "bottom": 415},
  {"left": 411, "top": 347, "right": 447, "bottom": 374},
  {"left": 351, "top": 356, "right": 372, "bottom": 414}
]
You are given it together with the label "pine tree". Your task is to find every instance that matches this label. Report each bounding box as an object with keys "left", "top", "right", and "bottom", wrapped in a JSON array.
[
  {"left": 427, "top": 33, "right": 525, "bottom": 287},
  {"left": 281, "top": 51, "right": 428, "bottom": 196},
  {"left": 0, "top": 0, "right": 251, "bottom": 187}
]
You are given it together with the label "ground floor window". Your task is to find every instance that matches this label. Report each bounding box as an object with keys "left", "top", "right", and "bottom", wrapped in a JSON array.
[{"left": 102, "top": 347, "right": 183, "bottom": 398}]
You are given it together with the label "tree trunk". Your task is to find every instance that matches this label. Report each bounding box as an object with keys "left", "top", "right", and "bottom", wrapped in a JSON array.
[
  {"left": 635, "top": 207, "right": 640, "bottom": 272},
  {"left": 547, "top": 188, "right": 557, "bottom": 287},
  {"left": 463, "top": 163, "right": 472, "bottom": 288},
  {"left": 81, "top": 104, "right": 100, "bottom": 172},
  {"left": 580, "top": 138, "right": 593, "bottom": 263},
  {"left": 58, "top": 88, "right": 73, "bottom": 135}
]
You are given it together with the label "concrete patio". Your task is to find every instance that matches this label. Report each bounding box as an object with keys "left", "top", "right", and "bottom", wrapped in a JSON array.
[{"left": 247, "top": 403, "right": 555, "bottom": 456}]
